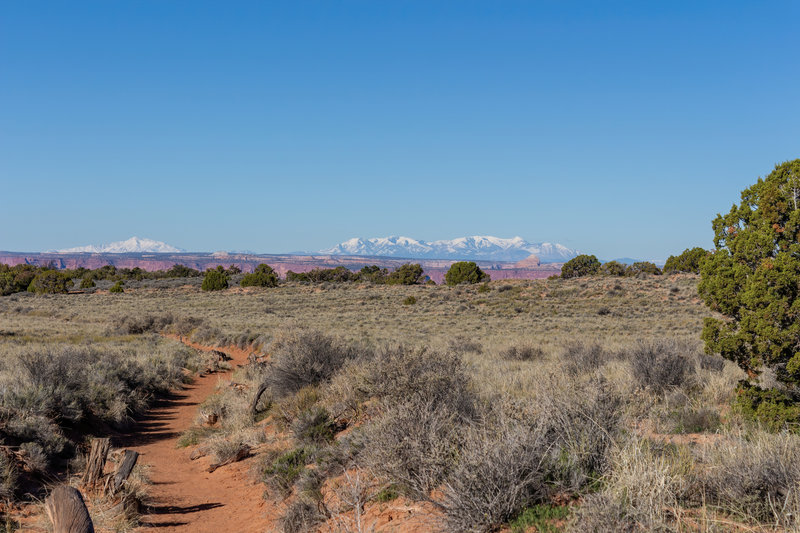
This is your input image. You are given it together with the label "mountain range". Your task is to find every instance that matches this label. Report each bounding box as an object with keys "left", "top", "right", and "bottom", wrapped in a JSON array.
[
  {"left": 49, "top": 235, "right": 579, "bottom": 263},
  {"left": 56, "top": 237, "right": 184, "bottom": 254},
  {"left": 320, "top": 236, "right": 579, "bottom": 263}
]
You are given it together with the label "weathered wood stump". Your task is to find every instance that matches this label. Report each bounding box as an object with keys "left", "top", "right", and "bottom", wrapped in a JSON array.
[
  {"left": 45, "top": 485, "right": 94, "bottom": 533},
  {"left": 81, "top": 438, "right": 109, "bottom": 489},
  {"left": 110, "top": 449, "right": 139, "bottom": 495}
]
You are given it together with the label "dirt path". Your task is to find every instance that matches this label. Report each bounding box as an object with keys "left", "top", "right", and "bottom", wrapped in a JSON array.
[{"left": 114, "top": 336, "right": 273, "bottom": 533}]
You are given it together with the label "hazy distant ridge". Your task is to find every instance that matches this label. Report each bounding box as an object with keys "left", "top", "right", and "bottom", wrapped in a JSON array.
[{"left": 321, "top": 235, "right": 579, "bottom": 263}]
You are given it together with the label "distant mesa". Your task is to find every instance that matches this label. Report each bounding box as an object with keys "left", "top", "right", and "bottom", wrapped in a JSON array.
[
  {"left": 320, "top": 235, "right": 579, "bottom": 263},
  {"left": 56, "top": 236, "right": 184, "bottom": 254},
  {"left": 512, "top": 254, "right": 541, "bottom": 269}
]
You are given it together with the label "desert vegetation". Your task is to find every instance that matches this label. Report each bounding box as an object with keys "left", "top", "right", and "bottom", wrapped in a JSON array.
[
  {"left": 2, "top": 262, "right": 799, "bottom": 531},
  {"left": 2, "top": 162, "right": 799, "bottom": 532}
]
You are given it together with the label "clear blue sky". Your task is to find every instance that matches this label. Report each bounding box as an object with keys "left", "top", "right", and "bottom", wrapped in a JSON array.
[{"left": 1, "top": 1, "right": 798, "bottom": 260}]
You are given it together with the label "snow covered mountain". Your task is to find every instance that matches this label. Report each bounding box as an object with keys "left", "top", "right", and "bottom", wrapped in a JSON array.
[
  {"left": 320, "top": 236, "right": 579, "bottom": 263},
  {"left": 56, "top": 237, "right": 184, "bottom": 254}
]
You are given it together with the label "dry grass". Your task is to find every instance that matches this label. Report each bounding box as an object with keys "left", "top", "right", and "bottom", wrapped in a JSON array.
[{"left": 7, "top": 273, "right": 798, "bottom": 532}]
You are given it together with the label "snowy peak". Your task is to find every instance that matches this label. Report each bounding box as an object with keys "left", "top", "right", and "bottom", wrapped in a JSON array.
[
  {"left": 56, "top": 237, "right": 184, "bottom": 254},
  {"left": 321, "top": 235, "right": 579, "bottom": 263}
]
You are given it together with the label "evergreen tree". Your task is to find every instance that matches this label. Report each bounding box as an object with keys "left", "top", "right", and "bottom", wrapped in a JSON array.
[
  {"left": 445, "top": 262, "right": 490, "bottom": 286},
  {"left": 699, "top": 159, "right": 800, "bottom": 387},
  {"left": 560, "top": 255, "right": 601, "bottom": 279}
]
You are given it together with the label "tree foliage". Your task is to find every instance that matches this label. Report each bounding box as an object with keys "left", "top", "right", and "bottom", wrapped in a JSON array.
[
  {"left": 626, "top": 261, "right": 662, "bottom": 276},
  {"left": 201, "top": 266, "right": 229, "bottom": 291},
  {"left": 109, "top": 281, "right": 124, "bottom": 293},
  {"left": 561, "top": 255, "right": 601, "bottom": 279},
  {"left": 27, "top": 271, "right": 74, "bottom": 294},
  {"left": 386, "top": 263, "right": 424, "bottom": 285},
  {"left": 663, "top": 247, "right": 710, "bottom": 274},
  {"left": 600, "top": 261, "right": 627, "bottom": 277},
  {"left": 445, "top": 262, "right": 490, "bottom": 286},
  {"left": 699, "top": 159, "right": 800, "bottom": 387},
  {"left": 240, "top": 263, "right": 279, "bottom": 288}
]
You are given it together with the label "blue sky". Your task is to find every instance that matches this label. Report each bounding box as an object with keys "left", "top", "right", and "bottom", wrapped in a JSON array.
[{"left": 1, "top": 1, "right": 798, "bottom": 260}]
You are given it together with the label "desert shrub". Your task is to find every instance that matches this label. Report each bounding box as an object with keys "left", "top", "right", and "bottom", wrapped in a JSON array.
[
  {"left": 280, "top": 497, "right": 326, "bottom": 533},
  {"left": 402, "top": 295, "right": 417, "bottom": 305},
  {"left": 361, "top": 398, "right": 465, "bottom": 499},
  {"left": 0, "top": 265, "right": 37, "bottom": 295},
  {"left": 27, "top": 271, "right": 73, "bottom": 294},
  {"left": 364, "top": 346, "right": 476, "bottom": 415},
  {"left": 561, "top": 255, "right": 600, "bottom": 279},
  {"left": 701, "top": 430, "right": 800, "bottom": 527},
  {"left": 540, "top": 377, "right": 623, "bottom": 492},
  {"left": 510, "top": 504, "right": 569, "bottom": 533},
  {"left": 560, "top": 342, "right": 612, "bottom": 372},
  {"left": 19, "top": 441, "right": 48, "bottom": 473},
  {"left": 732, "top": 382, "right": 800, "bottom": 432},
  {"left": 600, "top": 260, "right": 627, "bottom": 277},
  {"left": 165, "top": 263, "right": 201, "bottom": 278},
  {"left": 79, "top": 276, "right": 95, "bottom": 289},
  {"left": 386, "top": 263, "right": 424, "bottom": 285},
  {"left": 437, "top": 415, "right": 553, "bottom": 533},
  {"left": 628, "top": 339, "right": 694, "bottom": 393},
  {"left": 177, "top": 426, "right": 220, "bottom": 448},
  {"left": 208, "top": 437, "right": 251, "bottom": 464},
  {"left": 171, "top": 315, "right": 204, "bottom": 337},
  {"left": 445, "top": 261, "right": 490, "bottom": 286},
  {"left": 293, "top": 267, "right": 357, "bottom": 283},
  {"left": 477, "top": 283, "right": 490, "bottom": 293},
  {"left": 0, "top": 452, "right": 17, "bottom": 500},
  {"left": 201, "top": 267, "right": 229, "bottom": 291},
  {"left": 500, "top": 344, "right": 544, "bottom": 361},
  {"left": 671, "top": 405, "right": 720, "bottom": 433},
  {"left": 625, "top": 261, "right": 662, "bottom": 276},
  {"left": 111, "top": 314, "right": 175, "bottom": 335},
  {"left": 448, "top": 336, "right": 483, "bottom": 355},
  {"left": 568, "top": 439, "right": 687, "bottom": 532},
  {"left": 285, "top": 270, "right": 309, "bottom": 282},
  {"left": 263, "top": 330, "right": 361, "bottom": 398},
  {"left": 109, "top": 280, "right": 124, "bottom": 293},
  {"left": 358, "top": 265, "right": 387, "bottom": 284},
  {"left": 4, "top": 344, "right": 191, "bottom": 426},
  {"left": 663, "top": 247, "right": 710, "bottom": 274},
  {"left": 261, "top": 447, "right": 314, "bottom": 496},
  {"left": 291, "top": 407, "right": 335, "bottom": 445},
  {"left": 240, "top": 264, "right": 279, "bottom": 288},
  {"left": 0, "top": 340, "right": 197, "bottom": 501}
]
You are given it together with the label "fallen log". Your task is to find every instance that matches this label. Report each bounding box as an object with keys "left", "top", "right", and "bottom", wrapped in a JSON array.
[
  {"left": 207, "top": 445, "right": 250, "bottom": 473},
  {"left": 110, "top": 450, "right": 139, "bottom": 495},
  {"left": 45, "top": 485, "right": 94, "bottom": 533}
]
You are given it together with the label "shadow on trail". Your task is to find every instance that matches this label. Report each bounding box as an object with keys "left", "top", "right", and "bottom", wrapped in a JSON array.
[
  {"left": 112, "top": 388, "right": 198, "bottom": 447},
  {"left": 148, "top": 502, "right": 225, "bottom": 515}
]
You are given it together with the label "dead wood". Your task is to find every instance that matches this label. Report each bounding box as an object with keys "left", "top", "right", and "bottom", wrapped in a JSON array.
[
  {"left": 81, "top": 438, "right": 110, "bottom": 489},
  {"left": 249, "top": 382, "right": 269, "bottom": 419},
  {"left": 110, "top": 450, "right": 139, "bottom": 495},
  {"left": 45, "top": 485, "right": 94, "bottom": 533},
  {"left": 207, "top": 445, "right": 250, "bottom": 473}
]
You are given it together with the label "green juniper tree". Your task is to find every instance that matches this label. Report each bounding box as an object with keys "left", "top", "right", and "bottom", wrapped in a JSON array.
[
  {"left": 240, "top": 263, "right": 279, "bottom": 288},
  {"left": 663, "top": 247, "right": 710, "bottom": 274},
  {"left": 699, "top": 159, "right": 800, "bottom": 391},
  {"left": 202, "top": 266, "right": 229, "bottom": 291},
  {"left": 445, "top": 262, "right": 490, "bottom": 286},
  {"left": 560, "top": 254, "right": 601, "bottom": 279}
]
